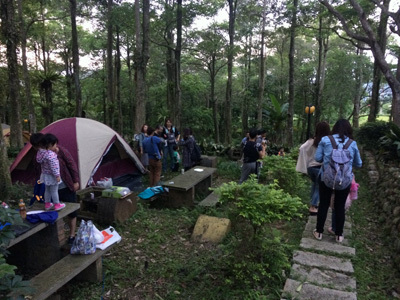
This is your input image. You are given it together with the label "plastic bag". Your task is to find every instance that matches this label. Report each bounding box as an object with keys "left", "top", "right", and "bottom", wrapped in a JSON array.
[
  {"left": 71, "top": 220, "right": 96, "bottom": 255},
  {"left": 97, "top": 177, "right": 113, "bottom": 188},
  {"left": 92, "top": 223, "right": 104, "bottom": 244}
]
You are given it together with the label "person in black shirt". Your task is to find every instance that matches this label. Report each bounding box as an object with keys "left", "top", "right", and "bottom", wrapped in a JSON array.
[{"left": 239, "top": 129, "right": 266, "bottom": 183}]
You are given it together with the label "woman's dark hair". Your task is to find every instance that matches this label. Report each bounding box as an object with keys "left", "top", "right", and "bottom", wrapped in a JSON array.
[
  {"left": 332, "top": 119, "right": 353, "bottom": 142},
  {"left": 313, "top": 121, "right": 331, "bottom": 147},
  {"left": 183, "top": 128, "right": 191, "bottom": 140},
  {"left": 43, "top": 133, "right": 58, "bottom": 149},
  {"left": 30, "top": 133, "right": 44, "bottom": 148},
  {"left": 164, "top": 118, "right": 172, "bottom": 127},
  {"left": 141, "top": 124, "right": 148, "bottom": 133}
]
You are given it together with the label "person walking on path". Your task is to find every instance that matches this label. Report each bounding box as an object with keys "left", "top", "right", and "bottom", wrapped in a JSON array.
[
  {"left": 296, "top": 121, "right": 331, "bottom": 215},
  {"left": 313, "top": 119, "right": 362, "bottom": 243},
  {"left": 239, "top": 128, "right": 266, "bottom": 184}
]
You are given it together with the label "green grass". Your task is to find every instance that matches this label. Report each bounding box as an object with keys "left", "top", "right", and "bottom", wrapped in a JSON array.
[{"left": 349, "top": 168, "right": 400, "bottom": 300}]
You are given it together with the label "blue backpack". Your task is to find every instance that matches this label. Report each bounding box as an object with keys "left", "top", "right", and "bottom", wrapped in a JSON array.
[{"left": 322, "top": 136, "right": 353, "bottom": 190}]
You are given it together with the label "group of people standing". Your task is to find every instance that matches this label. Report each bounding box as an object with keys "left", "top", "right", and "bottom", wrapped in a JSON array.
[
  {"left": 135, "top": 118, "right": 199, "bottom": 187},
  {"left": 297, "top": 119, "right": 362, "bottom": 243}
]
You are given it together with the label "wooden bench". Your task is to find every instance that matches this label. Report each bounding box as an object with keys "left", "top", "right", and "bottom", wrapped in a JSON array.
[
  {"left": 162, "top": 167, "right": 217, "bottom": 208},
  {"left": 28, "top": 246, "right": 114, "bottom": 300},
  {"left": 198, "top": 191, "right": 219, "bottom": 207}
]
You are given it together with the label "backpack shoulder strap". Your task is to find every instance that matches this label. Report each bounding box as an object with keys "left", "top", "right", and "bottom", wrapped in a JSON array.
[
  {"left": 328, "top": 135, "right": 337, "bottom": 149},
  {"left": 343, "top": 138, "right": 354, "bottom": 149}
]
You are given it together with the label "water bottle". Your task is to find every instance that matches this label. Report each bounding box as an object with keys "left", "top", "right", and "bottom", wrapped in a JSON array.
[{"left": 19, "top": 199, "right": 27, "bottom": 219}]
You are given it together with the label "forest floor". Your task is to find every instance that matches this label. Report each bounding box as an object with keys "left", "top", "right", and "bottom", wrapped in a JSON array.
[{"left": 15, "top": 159, "right": 400, "bottom": 299}]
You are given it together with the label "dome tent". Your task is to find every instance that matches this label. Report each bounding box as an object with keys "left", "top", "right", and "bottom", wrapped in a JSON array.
[{"left": 10, "top": 118, "right": 145, "bottom": 190}]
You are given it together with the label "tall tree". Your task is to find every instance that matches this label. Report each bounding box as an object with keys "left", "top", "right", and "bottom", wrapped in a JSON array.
[
  {"left": 17, "top": 0, "right": 36, "bottom": 133},
  {"left": 134, "top": 0, "right": 150, "bottom": 134},
  {"left": 224, "top": 0, "right": 237, "bottom": 145},
  {"left": 320, "top": 0, "right": 400, "bottom": 126},
  {"left": 106, "top": 0, "right": 114, "bottom": 127},
  {"left": 287, "top": 0, "right": 298, "bottom": 147},
  {"left": 368, "top": 0, "right": 389, "bottom": 122},
  {"left": 70, "top": 0, "right": 83, "bottom": 117},
  {"left": 257, "top": 0, "right": 267, "bottom": 129},
  {"left": 1, "top": 0, "right": 23, "bottom": 149}
]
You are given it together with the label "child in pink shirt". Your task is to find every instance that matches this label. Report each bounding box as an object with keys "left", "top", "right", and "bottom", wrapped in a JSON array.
[{"left": 36, "top": 133, "right": 65, "bottom": 211}]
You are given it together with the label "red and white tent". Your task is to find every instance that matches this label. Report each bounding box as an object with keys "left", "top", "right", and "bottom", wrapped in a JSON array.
[{"left": 10, "top": 117, "right": 145, "bottom": 188}]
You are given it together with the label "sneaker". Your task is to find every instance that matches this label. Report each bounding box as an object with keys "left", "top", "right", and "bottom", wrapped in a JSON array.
[
  {"left": 328, "top": 227, "right": 335, "bottom": 235},
  {"left": 54, "top": 203, "right": 66, "bottom": 211},
  {"left": 336, "top": 235, "right": 344, "bottom": 243},
  {"left": 45, "top": 203, "right": 54, "bottom": 210},
  {"left": 68, "top": 236, "right": 75, "bottom": 245},
  {"left": 313, "top": 229, "right": 322, "bottom": 240}
]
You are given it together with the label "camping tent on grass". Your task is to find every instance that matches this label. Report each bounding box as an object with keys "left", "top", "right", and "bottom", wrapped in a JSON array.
[{"left": 10, "top": 118, "right": 145, "bottom": 191}]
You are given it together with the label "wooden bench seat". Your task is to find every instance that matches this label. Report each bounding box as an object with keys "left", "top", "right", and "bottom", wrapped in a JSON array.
[
  {"left": 198, "top": 191, "right": 219, "bottom": 207},
  {"left": 162, "top": 167, "right": 216, "bottom": 208},
  {"left": 28, "top": 246, "right": 112, "bottom": 300}
]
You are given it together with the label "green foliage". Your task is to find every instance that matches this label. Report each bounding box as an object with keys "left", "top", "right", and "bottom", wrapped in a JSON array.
[
  {"left": 355, "top": 121, "right": 391, "bottom": 151},
  {"left": 216, "top": 160, "right": 241, "bottom": 179},
  {"left": 378, "top": 123, "right": 400, "bottom": 161},
  {"left": 199, "top": 139, "right": 229, "bottom": 156},
  {"left": 259, "top": 155, "right": 307, "bottom": 198},
  {"left": 222, "top": 229, "right": 292, "bottom": 293},
  {"left": 214, "top": 176, "right": 306, "bottom": 236},
  {"left": 0, "top": 208, "right": 30, "bottom": 300}
]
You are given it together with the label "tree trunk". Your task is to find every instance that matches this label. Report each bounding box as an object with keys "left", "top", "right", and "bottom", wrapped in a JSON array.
[
  {"left": 17, "top": 0, "right": 36, "bottom": 133},
  {"left": 106, "top": 0, "right": 114, "bottom": 127},
  {"left": 134, "top": 0, "right": 150, "bottom": 134},
  {"left": 257, "top": 0, "right": 266, "bottom": 129},
  {"left": 0, "top": 115, "right": 11, "bottom": 202},
  {"left": 225, "top": 0, "right": 237, "bottom": 145},
  {"left": 1, "top": 0, "right": 23, "bottom": 149},
  {"left": 116, "top": 26, "right": 122, "bottom": 134},
  {"left": 70, "top": 0, "right": 82, "bottom": 118},
  {"left": 174, "top": 0, "right": 182, "bottom": 129},
  {"left": 368, "top": 0, "right": 389, "bottom": 122},
  {"left": 352, "top": 47, "right": 364, "bottom": 128},
  {"left": 210, "top": 55, "right": 220, "bottom": 143},
  {"left": 242, "top": 35, "right": 251, "bottom": 136},
  {"left": 287, "top": 0, "right": 298, "bottom": 147}
]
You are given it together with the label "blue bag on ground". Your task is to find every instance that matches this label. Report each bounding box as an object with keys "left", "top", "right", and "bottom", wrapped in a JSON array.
[{"left": 138, "top": 186, "right": 165, "bottom": 199}]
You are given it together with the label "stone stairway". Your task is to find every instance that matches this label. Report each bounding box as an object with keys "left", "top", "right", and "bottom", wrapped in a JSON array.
[{"left": 281, "top": 212, "right": 357, "bottom": 300}]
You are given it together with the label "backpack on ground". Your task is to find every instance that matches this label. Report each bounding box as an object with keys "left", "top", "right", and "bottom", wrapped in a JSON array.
[
  {"left": 191, "top": 140, "right": 202, "bottom": 163},
  {"left": 322, "top": 135, "right": 354, "bottom": 190}
]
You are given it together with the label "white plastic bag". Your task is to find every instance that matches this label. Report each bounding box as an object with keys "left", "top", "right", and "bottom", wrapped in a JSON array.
[
  {"left": 96, "top": 177, "right": 113, "bottom": 188},
  {"left": 70, "top": 220, "right": 96, "bottom": 255},
  {"left": 92, "top": 224, "right": 104, "bottom": 244}
]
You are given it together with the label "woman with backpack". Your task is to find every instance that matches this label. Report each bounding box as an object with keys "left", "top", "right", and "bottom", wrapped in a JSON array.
[{"left": 312, "top": 119, "right": 362, "bottom": 243}]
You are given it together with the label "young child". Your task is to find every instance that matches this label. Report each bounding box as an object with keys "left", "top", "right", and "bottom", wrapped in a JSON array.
[
  {"left": 172, "top": 145, "right": 181, "bottom": 172},
  {"left": 278, "top": 148, "right": 285, "bottom": 156},
  {"left": 36, "top": 133, "right": 65, "bottom": 211}
]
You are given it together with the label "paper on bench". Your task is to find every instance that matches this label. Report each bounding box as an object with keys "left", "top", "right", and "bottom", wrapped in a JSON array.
[
  {"left": 96, "top": 226, "right": 122, "bottom": 250},
  {"left": 194, "top": 168, "right": 204, "bottom": 172}
]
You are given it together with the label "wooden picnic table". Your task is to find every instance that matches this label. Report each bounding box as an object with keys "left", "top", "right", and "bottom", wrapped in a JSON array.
[
  {"left": 6, "top": 202, "right": 80, "bottom": 275},
  {"left": 162, "top": 166, "right": 217, "bottom": 208}
]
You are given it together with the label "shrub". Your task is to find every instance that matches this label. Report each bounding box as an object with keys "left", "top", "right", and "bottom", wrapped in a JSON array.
[
  {"left": 378, "top": 123, "right": 400, "bottom": 161},
  {"left": 259, "top": 155, "right": 307, "bottom": 198},
  {"left": 355, "top": 121, "right": 391, "bottom": 151},
  {"left": 213, "top": 176, "right": 306, "bottom": 238},
  {"left": 217, "top": 160, "right": 241, "bottom": 179}
]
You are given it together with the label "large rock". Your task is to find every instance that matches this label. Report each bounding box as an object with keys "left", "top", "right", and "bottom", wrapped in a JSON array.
[{"left": 191, "top": 215, "right": 231, "bottom": 243}]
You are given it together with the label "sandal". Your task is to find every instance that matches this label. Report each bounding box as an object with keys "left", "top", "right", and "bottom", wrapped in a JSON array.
[
  {"left": 313, "top": 229, "right": 322, "bottom": 240},
  {"left": 328, "top": 227, "right": 335, "bottom": 235},
  {"left": 336, "top": 235, "right": 344, "bottom": 243}
]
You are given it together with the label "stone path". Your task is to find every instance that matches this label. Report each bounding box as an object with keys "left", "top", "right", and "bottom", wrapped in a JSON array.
[{"left": 281, "top": 212, "right": 357, "bottom": 300}]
